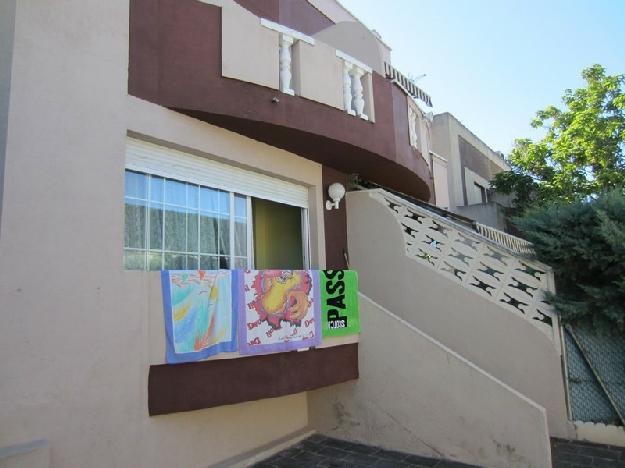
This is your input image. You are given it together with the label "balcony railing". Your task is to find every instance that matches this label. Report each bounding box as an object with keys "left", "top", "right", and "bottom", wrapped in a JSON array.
[
  {"left": 259, "top": 18, "right": 373, "bottom": 121},
  {"left": 384, "top": 62, "right": 433, "bottom": 108},
  {"left": 474, "top": 222, "right": 534, "bottom": 256}
]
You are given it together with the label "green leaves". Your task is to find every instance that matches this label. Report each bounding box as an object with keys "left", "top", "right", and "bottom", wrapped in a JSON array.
[
  {"left": 495, "top": 65, "right": 625, "bottom": 209},
  {"left": 514, "top": 190, "right": 625, "bottom": 333}
]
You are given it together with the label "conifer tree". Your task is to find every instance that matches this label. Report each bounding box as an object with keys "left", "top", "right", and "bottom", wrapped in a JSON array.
[{"left": 514, "top": 190, "right": 625, "bottom": 332}]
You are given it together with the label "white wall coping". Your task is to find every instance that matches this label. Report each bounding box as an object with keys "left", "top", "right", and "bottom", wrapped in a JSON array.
[
  {"left": 260, "top": 18, "right": 315, "bottom": 45},
  {"left": 430, "top": 151, "right": 448, "bottom": 164},
  {"left": 335, "top": 49, "right": 372, "bottom": 74}
]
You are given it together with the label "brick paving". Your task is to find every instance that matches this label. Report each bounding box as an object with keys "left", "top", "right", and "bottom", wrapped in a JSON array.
[
  {"left": 252, "top": 434, "right": 480, "bottom": 468},
  {"left": 551, "top": 438, "right": 625, "bottom": 468}
]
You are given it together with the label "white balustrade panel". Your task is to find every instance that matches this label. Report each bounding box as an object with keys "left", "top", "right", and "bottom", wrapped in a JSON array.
[
  {"left": 408, "top": 106, "right": 418, "bottom": 149},
  {"left": 370, "top": 190, "right": 559, "bottom": 344},
  {"left": 279, "top": 34, "right": 295, "bottom": 95},
  {"left": 336, "top": 50, "right": 372, "bottom": 121}
]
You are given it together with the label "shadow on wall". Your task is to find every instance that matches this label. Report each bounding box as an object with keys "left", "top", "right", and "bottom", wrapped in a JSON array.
[
  {"left": 308, "top": 293, "right": 552, "bottom": 468},
  {"left": 343, "top": 190, "right": 572, "bottom": 439}
]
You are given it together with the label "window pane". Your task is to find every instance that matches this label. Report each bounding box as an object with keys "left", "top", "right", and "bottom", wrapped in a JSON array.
[
  {"left": 218, "top": 215, "right": 230, "bottom": 256},
  {"left": 149, "top": 204, "right": 163, "bottom": 250},
  {"left": 187, "top": 211, "right": 198, "bottom": 253},
  {"left": 219, "top": 191, "right": 230, "bottom": 214},
  {"left": 234, "top": 218, "right": 247, "bottom": 256},
  {"left": 164, "top": 179, "right": 186, "bottom": 206},
  {"left": 164, "top": 207, "right": 186, "bottom": 252},
  {"left": 164, "top": 253, "right": 185, "bottom": 270},
  {"left": 200, "top": 187, "right": 218, "bottom": 212},
  {"left": 200, "top": 255, "right": 219, "bottom": 270},
  {"left": 186, "top": 255, "right": 199, "bottom": 270},
  {"left": 148, "top": 251, "right": 162, "bottom": 271},
  {"left": 124, "top": 170, "right": 253, "bottom": 271},
  {"left": 150, "top": 176, "right": 164, "bottom": 203},
  {"left": 124, "top": 199, "right": 146, "bottom": 249},
  {"left": 199, "top": 213, "right": 218, "bottom": 254},
  {"left": 187, "top": 184, "right": 199, "bottom": 210},
  {"left": 124, "top": 249, "right": 145, "bottom": 270},
  {"left": 234, "top": 194, "right": 247, "bottom": 218},
  {"left": 125, "top": 170, "right": 147, "bottom": 199}
]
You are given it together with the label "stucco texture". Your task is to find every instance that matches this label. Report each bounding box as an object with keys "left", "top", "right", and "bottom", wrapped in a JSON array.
[
  {"left": 308, "top": 294, "right": 552, "bottom": 468},
  {"left": 0, "top": 2, "right": 326, "bottom": 467},
  {"left": 344, "top": 191, "right": 572, "bottom": 438}
]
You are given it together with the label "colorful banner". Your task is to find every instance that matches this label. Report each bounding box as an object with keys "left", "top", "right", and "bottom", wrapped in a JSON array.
[
  {"left": 236, "top": 270, "right": 322, "bottom": 354},
  {"left": 321, "top": 270, "right": 360, "bottom": 337},
  {"left": 161, "top": 270, "right": 237, "bottom": 364}
]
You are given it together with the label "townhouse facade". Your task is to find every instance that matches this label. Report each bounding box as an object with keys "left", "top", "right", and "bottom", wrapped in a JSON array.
[
  {"left": 0, "top": 1, "right": 599, "bottom": 467},
  {"left": 431, "top": 112, "right": 511, "bottom": 230}
]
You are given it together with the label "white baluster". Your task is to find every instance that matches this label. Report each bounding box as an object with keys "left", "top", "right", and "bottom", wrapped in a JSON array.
[
  {"left": 342, "top": 61, "right": 355, "bottom": 115},
  {"left": 350, "top": 67, "right": 367, "bottom": 120},
  {"left": 279, "top": 34, "right": 294, "bottom": 95},
  {"left": 408, "top": 107, "right": 418, "bottom": 148}
]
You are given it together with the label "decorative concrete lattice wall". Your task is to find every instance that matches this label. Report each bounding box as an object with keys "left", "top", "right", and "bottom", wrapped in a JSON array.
[{"left": 370, "top": 190, "right": 560, "bottom": 346}]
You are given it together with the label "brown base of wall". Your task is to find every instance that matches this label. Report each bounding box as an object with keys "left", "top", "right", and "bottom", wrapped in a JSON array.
[{"left": 148, "top": 343, "right": 359, "bottom": 415}]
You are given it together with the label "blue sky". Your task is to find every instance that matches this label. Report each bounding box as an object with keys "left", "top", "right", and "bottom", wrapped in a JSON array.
[{"left": 340, "top": 0, "right": 625, "bottom": 154}]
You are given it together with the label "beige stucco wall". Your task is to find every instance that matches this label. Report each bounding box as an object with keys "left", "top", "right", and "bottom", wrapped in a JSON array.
[
  {"left": 0, "top": 2, "right": 327, "bottom": 467},
  {"left": 432, "top": 154, "right": 450, "bottom": 209},
  {"left": 309, "top": 294, "right": 552, "bottom": 468},
  {"left": 293, "top": 40, "right": 343, "bottom": 109},
  {"left": 222, "top": 0, "right": 279, "bottom": 90},
  {"left": 222, "top": 0, "right": 344, "bottom": 110},
  {"left": 431, "top": 113, "right": 510, "bottom": 211},
  {"left": 345, "top": 191, "right": 572, "bottom": 438},
  {"left": 313, "top": 21, "right": 386, "bottom": 75}
]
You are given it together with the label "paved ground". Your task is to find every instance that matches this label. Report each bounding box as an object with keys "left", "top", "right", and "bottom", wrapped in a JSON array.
[
  {"left": 253, "top": 434, "right": 625, "bottom": 467},
  {"left": 551, "top": 438, "right": 625, "bottom": 467},
  {"left": 252, "top": 434, "right": 479, "bottom": 468}
]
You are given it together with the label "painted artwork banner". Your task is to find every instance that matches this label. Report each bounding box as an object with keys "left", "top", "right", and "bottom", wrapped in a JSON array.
[
  {"left": 321, "top": 270, "right": 360, "bottom": 337},
  {"left": 236, "top": 270, "right": 322, "bottom": 355},
  {"left": 161, "top": 270, "right": 237, "bottom": 364}
]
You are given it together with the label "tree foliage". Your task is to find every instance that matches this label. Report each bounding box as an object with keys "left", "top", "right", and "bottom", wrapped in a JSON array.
[
  {"left": 492, "top": 64, "right": 625, "bottom": 212},
  {"left": 514, "top": 190, "right": 625, "bottom": 333}
]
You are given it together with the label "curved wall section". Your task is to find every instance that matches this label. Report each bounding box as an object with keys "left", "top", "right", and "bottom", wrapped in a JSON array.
[{"left": 128, "top": 0, "right": 432, "bottom": 201}]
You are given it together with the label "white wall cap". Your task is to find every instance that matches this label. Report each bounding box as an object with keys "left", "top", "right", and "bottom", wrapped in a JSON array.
[
  {"left": 335, "top": 49, "right": 372, "bottom": 74},
  {"left": 430, "top": 151, "right": 448, "bottom": 163},
  {"left": 260, "top": 18, "right": 315, "bottom": 45}
]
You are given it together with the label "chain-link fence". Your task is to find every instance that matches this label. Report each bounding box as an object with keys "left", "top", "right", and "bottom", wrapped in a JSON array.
[{"left": 565, "top": 325, "right": 625, "bottom": 426}]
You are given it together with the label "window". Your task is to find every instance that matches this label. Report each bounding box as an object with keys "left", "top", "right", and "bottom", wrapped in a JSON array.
[
  {"left": 124, "top": 170, "right": 251, "bottom": 270},
  {"left": 124, "top": 138, "right": 311, "bottom": 271},
  {"left": 474, "top": 182, "right": 488, "bottom": 204}
]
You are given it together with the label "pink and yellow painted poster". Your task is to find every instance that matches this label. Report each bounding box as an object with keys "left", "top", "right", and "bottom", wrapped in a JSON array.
[{"left": 236, "top": 270, "right": 321, "bottom": 354}]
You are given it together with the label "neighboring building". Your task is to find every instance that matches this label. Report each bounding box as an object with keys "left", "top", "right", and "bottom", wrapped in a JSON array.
[
  {"left": 1, "top": 1, "right": 604, "bottom": 467},
  {"left": 431, "top": 112, "right": 511, "bottom": 230}
]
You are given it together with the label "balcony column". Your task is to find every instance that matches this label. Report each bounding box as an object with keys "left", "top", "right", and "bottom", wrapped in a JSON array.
[
  {"left": 342, "top": 61, "right": 355, "bottom": 116},
  {"left": 408, "top": 106, "right": 418, "bottom": 149},
  {"left": 350, "top": 67, "right": 367, "bottom": 120},
  {"left": 279, "top": 33, "right": 295, "bottom": 95}
]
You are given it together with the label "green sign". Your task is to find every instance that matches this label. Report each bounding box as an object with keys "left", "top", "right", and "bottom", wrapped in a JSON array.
[{"left": 321, "top": 270, "right": 360, "bottom": 337}]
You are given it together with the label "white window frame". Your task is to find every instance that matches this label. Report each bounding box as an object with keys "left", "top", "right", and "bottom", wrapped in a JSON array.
[{"left": 124, "top": 138, "right": 311, "bottom": 270}]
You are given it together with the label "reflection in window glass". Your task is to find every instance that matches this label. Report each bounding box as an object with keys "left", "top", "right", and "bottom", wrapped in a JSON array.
[{"left": 123, "top": 169, "right": 250, "bottom": 270}]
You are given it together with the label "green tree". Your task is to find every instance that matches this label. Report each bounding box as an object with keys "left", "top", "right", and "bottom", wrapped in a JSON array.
[
  {"left": 514, "top": 190, "right": 625, "bottom": 332},
  {"left": 492, "top": 65, "right": 625, "bottom": 212}
]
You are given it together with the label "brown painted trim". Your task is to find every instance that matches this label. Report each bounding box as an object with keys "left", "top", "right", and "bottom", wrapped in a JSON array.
[
  {"left": 148, "top": 343, "right": 359, "bottom": 415},
  {"left": 322, "top": 166, "right": 348, "bottom": 270},
  {"left": 128, "top": 0, "right": 433, "bottom": 201}
]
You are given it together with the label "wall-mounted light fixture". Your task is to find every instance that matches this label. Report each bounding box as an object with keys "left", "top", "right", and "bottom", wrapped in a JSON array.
[{"left": 325, "top": 182, "right": 346, "bottom": 210}]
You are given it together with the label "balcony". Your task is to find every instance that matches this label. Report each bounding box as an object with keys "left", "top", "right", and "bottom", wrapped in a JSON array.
[{"left": 129, "top": 0, "right": 433, "bottom": 201}]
